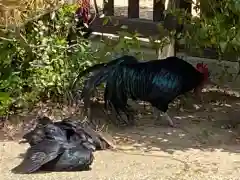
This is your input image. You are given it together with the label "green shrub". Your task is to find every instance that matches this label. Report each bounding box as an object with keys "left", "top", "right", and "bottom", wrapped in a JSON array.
[
  {"left": 0, "top": 4, "right": 99, "bottom": 116},
  {"left": 1, "top": 0, "right": 240, "bottom": 118},
  {"left": 170, "top": 0, "right": 240, "bottom": 60}
]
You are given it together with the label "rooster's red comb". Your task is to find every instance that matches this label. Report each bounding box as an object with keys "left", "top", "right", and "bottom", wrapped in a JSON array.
[
  {"left": 196, "top": 63, "right": 209, "bottom": 78},
  {"left": 196, "top": 63, "right": 207, "bottom": 69},
  {"left": 196, "top": 63, "right": 208, "bottom": 70}
]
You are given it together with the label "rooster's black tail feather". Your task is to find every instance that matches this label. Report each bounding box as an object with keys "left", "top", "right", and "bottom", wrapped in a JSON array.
[{"left": 79, "top": 55, "right": 139, "bottom": 107}]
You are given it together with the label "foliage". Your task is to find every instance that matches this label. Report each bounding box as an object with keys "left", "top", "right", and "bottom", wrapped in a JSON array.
[
  {"left": 97, "top": 0, "right": 240, "bottom": 86},
  {"left": 98, "top": 17, "right": 172, "bottom": 61},
  {"left": 170, "top": 0, "right": 240, "bottom": 60},
  {"left": 1, "top": 0, "right": 240, "bottom": 118},
  {"left": 96, "top": 17, "right": 144, "bottom": 61},
  {"left": 0, "top": 0, "right": 64, "bottom": 27},
  {"left": 0, "top": 4, "right": 99, "bottom": 116}
]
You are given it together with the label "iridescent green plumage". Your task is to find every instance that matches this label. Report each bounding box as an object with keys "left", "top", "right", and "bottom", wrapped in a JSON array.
[{"left": 104, "top": 56, "right": 206, "bottom": 126}]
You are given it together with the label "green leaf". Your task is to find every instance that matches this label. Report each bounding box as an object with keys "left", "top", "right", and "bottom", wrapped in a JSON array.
[
  {"left": 0, "top": 92, "right": 10, "bottom": 101},
  {"left": 120, "top": 25, "right": 128, "bottom": 29},
  {"left": 220, "top": 42, "right": 227, "bottom": 53},
  {"left": 103, "top": 17, "right": 109, "bottom": 25},
  {"left": 133, "top": 32, "right": 142, "bottom": 37},
  {"left": 156, "top": 23, "right": 164, "bottom": 32},
  {"left": 210, "top": 36, "right": 216, "bottom": 44},
  {"left": 79, "top": 44, "right": 86, "bottom": 53}
]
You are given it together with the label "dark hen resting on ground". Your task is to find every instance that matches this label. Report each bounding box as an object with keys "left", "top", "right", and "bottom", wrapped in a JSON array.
[
  {"left": 53, "top": 117, "right": 113, "bottom": 150},
  {"left": 12, "top": 139, "right": 94, "bottom": 173},
  {"left": 21, "top": 117, "right": 112, "bottom": 150},
  {"left": 14, "top": 117, "right": 113, "bottom": 174},
  {"left": 72, "top": 55, "right": 139, "bottom": 125},
  {"left": 104, "top": 56, "right": 210, "bottom": 127}
]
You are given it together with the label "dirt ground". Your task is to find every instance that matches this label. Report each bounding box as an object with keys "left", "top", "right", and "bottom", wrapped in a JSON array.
[{"left": 0, "top": 88, "right": 240, "bottom": 179}]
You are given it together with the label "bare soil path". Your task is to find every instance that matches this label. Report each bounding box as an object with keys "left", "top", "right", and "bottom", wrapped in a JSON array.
[{"left": 1, "top": 90, "right": 240, "bottom": 179}]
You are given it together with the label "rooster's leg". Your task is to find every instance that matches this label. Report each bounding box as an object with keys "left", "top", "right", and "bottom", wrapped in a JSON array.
[
  {"left": 153, "top": 107, "right": 162, "bottom": 125},
  {"left": 153, "top": 107, "right": 175, "bottom": 127},
  {"left": 162, "top": 112, "right": 175, "bottom": 127},
  {"left": 153, "top": 107, "right": 160, "bottom": 119}
]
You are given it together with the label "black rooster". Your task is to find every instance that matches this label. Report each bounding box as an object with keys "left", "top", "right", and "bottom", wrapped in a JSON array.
[
  {"left": 72, "top": 55, "right": 139, "bottom": 124},
  {"left": 13, "top": 117, "right": 112, "bottom": 174},
  {"left": 104, "top": 56, "right": 211, "bottom": 127}
]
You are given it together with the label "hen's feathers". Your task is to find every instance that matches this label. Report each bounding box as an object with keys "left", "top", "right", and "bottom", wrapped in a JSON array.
[
  {"left": 21, "top": 117, "right": 111, "bottom": 151},
  {"left": 14, "top": 117, "right": 113, "bottom": 173},
  {"left": 41, "top": 143, "right": 94, "bottom": 172},
  {"left": 21, "top": 117, "right": 67, "bottom": 146},
  {"left": 12, "top": 140, "right": 64, "bottom": 173},
  {"left": 12, "top": 139, "right": 94, "bottom": 173},
  {"left": 54, "top": 118, "right": 111, "bottom": 150}
]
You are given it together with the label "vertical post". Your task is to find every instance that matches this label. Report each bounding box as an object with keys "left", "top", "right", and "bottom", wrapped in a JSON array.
[
  {"left": 128, "top": 0, "right": 139, "bottom": 18},
  {"left": 153, "top": 0, "right": 165, "bottom": 21},
  {"left": 179, "top": 0, "right": 191, "bottom": 13},
  {"left": 158, "top": 0, "right": 179, "bottom": 59},
  {"left": 103, "top": 0, "right": 114, "bottom": 16},
  {"left": 93, "top": 0, "right": 99, "bottom": 14}
]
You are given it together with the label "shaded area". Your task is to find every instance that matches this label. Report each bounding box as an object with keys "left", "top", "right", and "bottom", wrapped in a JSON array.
[
  {"left": 97, "top": 90, "right": 240, "bottom": 154},
  {"left": 1, "top": 89, "right": 240, "bottom": 156},
  {"left": 1, "top": 89, "right": 240, "bottom": 179}
]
